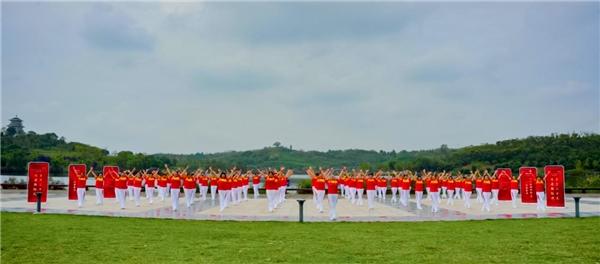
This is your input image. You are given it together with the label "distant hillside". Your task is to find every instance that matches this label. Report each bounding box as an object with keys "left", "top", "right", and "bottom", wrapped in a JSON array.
[{"left": 1, "top": 130, "right": 599, "bottom": 187}]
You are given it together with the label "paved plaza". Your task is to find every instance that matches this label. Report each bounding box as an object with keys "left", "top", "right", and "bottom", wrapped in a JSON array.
[{"left": 1, "top": 190, "right": 598, "bottom": 221}]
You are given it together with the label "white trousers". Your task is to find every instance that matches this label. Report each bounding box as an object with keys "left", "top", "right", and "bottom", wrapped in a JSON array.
[
  {"left": 426, "top": 187, "right": 430, "bottom": 200},
  {"left": 133, "top": 187, "right": 141, "bottom": 206},
  {"left": 146, "top": 186, "right": 155, "bottom": 204},
  {"left": 279, "top": 186, "right": 286, "bottom": 203},
  {"left": 463, "top": 191, "right": 472, "bottom": 208},
  {"left": 171, "top": 189, "right": 180, "bottom": 211},
  {"left": 266, "top": 190, "right": 277, "bottom": 212},
  {"left": 454, "top": 187, "right": 462, "bottom": 200},
  {"left": 166, "top": 184, "right": 171, "bottom": 197},
  {"left": 431, "top": 191, "right": 440, "bottom": 213},
  {"left": 95, "top": 188, "right": 103, "bottom": 205},
  {"left": 316, "top": 190, "right": 325, "bottom": 212},
  {"left": 158, "top": 186, "right": 166, "bottom": 201},
  {"left": 184, "top": 188, "right": 195, "bottom": 207},
  {"left": 243, "top": 185, "right": 249, "bottom": 200},
  {"left": 401, "top": 189, "right": 410, "bottom": 206},
  {"left": 200, "top": 186, "right": 209, "bottom": 200},
  {"left": 219, "top": 190, "right": 230, "bottom": 211},
  {"left": 77, "top": 188, "right": 86, "bottom": 207},
  {"left": 340, "top": 184, "right": 345, "bottom": 196},
  {"left": 349, "top": 187, "right": 356, "bottom": 203},
  {"left": 312, "top": 187, "right": 317, "bottom": 204},
  {"left": 380, "top": 187, "right": 387, "bottom": 200},
  {"left": 356, "top": 189, "right": 364, "bottom": 205},
  {"left": 253, "top": 184, "right": 260, "bottom": 199},
  {"left": 391, "top": 187, "right": 398, "bottom": 202},
  {"left": 482, "top": 192, "right": 491, "bottom": 212},
  {"left": 447, "top": 190, "right": 455, "bottom": 205},
  {"left": 511, "top": 189, "right": 518, "bottom": 208},
  {"left": 328, "top": 194, "right": 338, "bottom": 220},
  {"left": 366, "top": 190, "right": 376, "bottom": 209},
  {"left": 415, "top": 191, "right": 423, "bottom": 209},
  {"left": 492, "top": 189, "right": 499, "bottom": 205},
  {"left": 536, "top": 192, "right": 545, "bottom": 211},
  {"left": 441, "top": 187, "right": 447, "bottom": 199},
  {"left": 127, "top": 186, "right": 134, "bottom": 201},
  {"left": 211, "top": 186, "right": 217, "bottom": 200},
  {"left": 476, "top": 188, "right": 483, "bottom": 203},
  {"left": 116, "top": 188, "right": 127, "bottom": 209}
]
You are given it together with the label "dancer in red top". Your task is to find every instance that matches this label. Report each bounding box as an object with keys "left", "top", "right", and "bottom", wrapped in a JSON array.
[
  {"left": 265, "top": 170, "right": 280, "bottom": 212},
  {"left": 209, "top": 168, "right": 219, "bottom": 201},
  {"left": 326, "top": 174, "right": 339, "bottom": 220},
  {"left": 348, "top": 174, "right": 357, "bottom": 204},
  {"left": 198, "top": 172, "right": 209, "bottom": 201},
  {"left": 182, "top": 169, "right": 197, "bottom": 208},
  {"left": 355, "top": 172, "right": 365, "bottom": 206},
  {"left": 312, "top": 168, "right": 328, "bottom": 213},
  {"left": 365, "top": 172, "right": 378, "bottom": 209},
  {"left": 510, "top": 175, "right": 519, "bottom": 208},
  {"left": 414, "top": 174, "right": 424, "bottom": 210},
  {"left": 252, "top": 171, "right": 262, "bottom": 199},
  {"left": 446, "top": 176, "right": 455, "bottom": 205},
  {"left": 481, "top": 171, "right": 492, "bottom": 212},
  {"left": 74, "top": 167, "right": 90, "bottom": 208},
  {"left": 463, "top": 174, "right": 473, "bottom": 209},
  {"left": 390, "top": 172, "right": 400, "bottom": 203},
  {"left": 127, "top": 173, "right": 135, "bottom": 201},
  {"left": 491, "top": 173, "right": 500, "bottom": 206},
  {"left": 428, "top": 173, "right": 441, "bottom": 213},
  {"left": 115, "top": 170, "right": 130, "bottom": 209},
  {"left": 536, "top": 177, "right": 546, "bottom": 211},
  {"left": 474, "top": 171, "right": 483, "bottom": 203},
  {"left": 90, "top": 168, "right": 104, "bottom": 205},
  {"left": 217, "top": 171, "right": 232, "bottom": 212},
  {"left": 157, "top": 173, "right": 168, "bottom": 202},
  {"left": 132, "top": 172, "right": 143, "bottom": 207},
  {"left": 400, "top": 173, "right": 412, "bottom": 207},
  {"left": 165, "top": 165, "right": 182, "bottom": 211},
  {"left": 144, "top": 170, "right": 157, "bottom": 204}
]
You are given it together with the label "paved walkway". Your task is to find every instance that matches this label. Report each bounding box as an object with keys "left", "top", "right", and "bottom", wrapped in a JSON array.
[{"left": 1, "top": 190, "right": 598, "bottom": 222}]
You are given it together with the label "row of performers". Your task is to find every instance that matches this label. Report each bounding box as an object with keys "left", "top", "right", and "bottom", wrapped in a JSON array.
[
  {"left": 308, "top": 168, "right": 549, "bottom": 220},
  {"left": 73, "top": 165, "right": 293, "bottom": 212}
]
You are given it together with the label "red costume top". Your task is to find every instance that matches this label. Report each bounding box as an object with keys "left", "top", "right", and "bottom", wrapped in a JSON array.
[
  {"left": 170, "top": 176, "right": 182, "bottom": 189},
  {"left": 76, "top": 176, "right": 87, "bottom": 188},
  {"left": 133, "top": 177, "right": 143, "bottom": 188},
  {"left": 252, "top": 176, "right": 260, "bottom": 185},
  {"left": 356, "top": 178, "right": 365, "bottom": 189},
  {"left": 491, "top": 179, "right": 499, "bottom": 190},
  {"left": 510, "top": 179, "right": 518, "bottom": 190},
  {"left": 463, "top": 180, "right": 472, "bottom": 192},
  {"left": 429, "top": 180, "right": 439, "bottom": 192},
  {"left": 535, "top": 179, "right": 544, "bottom": 192},
  {"left": 327, "top": 179, "right": 339, "bottom": 194},
  {"left": 115, "top": 176, "right": 128, "bottom": 189},
  {"left": 482, "top": 180, "right": 492, "bottom": 192},
  {"left": 157, "top": 176, "right": 168, "bottom": 188},
  {"left": 95, "top": 176, "right": 104, "bottom": 189},
  {"left": 366, "top": 178, "right": 376, "bottom": 190},
  {"left": 183, "top": 176, "right": 196, "bottom": 189},
  {"left": 415, "top": 180, "right": 424, "bottom": 192},
  {"left": 314, "top": 177, "right": 326, "bottom": 190}
]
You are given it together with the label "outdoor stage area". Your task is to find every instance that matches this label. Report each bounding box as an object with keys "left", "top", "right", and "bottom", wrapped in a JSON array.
[{"left": 1, "top": 190, "right": 599, "bottom": 221}]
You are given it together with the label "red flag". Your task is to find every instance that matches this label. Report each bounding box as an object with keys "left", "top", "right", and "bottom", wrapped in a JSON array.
[
  {"left": 68, "top": 164, "right": 86, "bottom": 200},
  {"left": 519, "top": 167, "right": 537, "bottom": 203},
  {"left": 103, "top": 166, "right": 119, "bottom": 198},
  {"left": 27, "top": 162, "right": 49, "bottom": 203},
  {"left": 496, "top": 168, "right": 512, "bottom": 201},
  {"left": 545, "top": 165, "right": 565, "bottom": 207}
]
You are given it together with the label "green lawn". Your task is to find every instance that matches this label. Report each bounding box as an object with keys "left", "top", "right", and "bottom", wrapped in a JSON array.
[{"left": 1, "top": 213, "right": 599, "bottom": 263}]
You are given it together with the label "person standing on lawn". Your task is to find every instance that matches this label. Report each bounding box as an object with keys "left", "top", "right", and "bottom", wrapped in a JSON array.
[{"left": 90, "top": 168, "right": 104, "bottom": 205}]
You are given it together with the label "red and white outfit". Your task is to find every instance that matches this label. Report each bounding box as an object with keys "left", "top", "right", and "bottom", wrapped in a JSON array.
[
  {"left": 278, "top": 176, "right": 287, "bottom": 204},
  {"left": 481, "top": 180, "right": 492, "bottom": 212},
  {"left": 441, "top": 179, "right": 448, "bottom": 199},
  {"left": 252, "top": 175, "right": 261, "bottom": 199},
  {"left": 327, "top": 179, "right": 339, "bottom": 220},
  {"left": 429, "top": 179, "right": 440, "bottom": 213},
  {"left": 510, "top": 179, "right": 519, "bottom": 208},
  {"left": 355, "top": 178, "right": 364, "bottom": 206},
  {"left": 218, "top": 177, "right": 231, "bottom": 212},
  {"left": 115, "top": 175, "right": 128, "bottom": 209},
  {"left": 200, "top": 176, "right": 209, "bottom": 200},
  {"left": 242, "top": 176, "right": 249, "bottom": 201},
  {"left": 414, "top": 179, "right": 424, "bottom": 210},
  {"left": 463, "top": 180, "right": 472, "bottom": 208},
  {"left": 348, "top": 178, "right": 357, "bottom": 203},
  {"left": 76, "top": 175, "right": 87, "bottom": 207},
  {"left": 446, "top": 180, "right": 455, "bottom": 205},
  {"left": 183, "top": 176, "right": 196, "bottom": 208},
  {"left": 400, "top": 178, "right": 411, "bottom": 207},
  {"left": 536, "top": 179, "right": 545, "bottom": 211},
  {"left": 390, "top": 178, "right": 399, "bottom": 203},
  {"left": 94, "top": 176, "right": 104, "bottom": 205},
  {"left": 314, "top": 177, "right": 326, "bottom": 212},
  {"left": 157, "top": 176, "right": 168, "bottom": 202},
  {"left": 365, "top": 178, "right": 377, "bottom": 209},
  {"left": 265, "top": 176, "right": 278, "bottom": 212},
  {"left": 377, "top": 178, "right": 387, "bottom": 201},
  {"left": 210, "top": 177, "right": 219, "bottom": 200},
  {"left": 132, "top": 177, "right": 143, "bottom": 207},
  {"left": 454, "top": 179, "right": 463, "bottom": 200},
  {"left": 170, "top": 176, "right": 182, "bottom": 211},
  {"left": 475, "top": 179, "right": 483, "bottom": 203},
  {"left": 491, "top": 179, "right": 500, "bottom": 205},
  {"left": 127, "top": 176, "right": 135, "bottom": 201},
  {"left": 145, "top": 176, "right": 156, "bottom": 204}
]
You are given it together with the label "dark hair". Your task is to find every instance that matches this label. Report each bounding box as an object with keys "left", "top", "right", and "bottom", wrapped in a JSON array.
[{"left": 220, "top": 172, "right": 226, "bottom": 177}]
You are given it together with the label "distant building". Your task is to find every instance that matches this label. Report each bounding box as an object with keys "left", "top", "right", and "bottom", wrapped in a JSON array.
[{"left": 4, "top": 116, "right": 25, "bottom": 136}]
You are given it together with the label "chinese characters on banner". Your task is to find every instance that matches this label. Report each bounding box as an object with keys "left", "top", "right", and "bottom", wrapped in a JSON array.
[
  {"left": 519, "top": 167, "right": 537, "bottom": 203},
  {"left": 68, "top": 164, "right": 86, "bottom": 200},
  {"left": 496, "top": 168, "right": 512, "bottom": 201},
  {"left": 103, "top": 166, "right": 119, "bottom": 198},
  {"left": 27, "top": 162, "right": 49, "bottom": 203},
  {"left": 545, "top": 165, "right": 565, "bottom": 207}
]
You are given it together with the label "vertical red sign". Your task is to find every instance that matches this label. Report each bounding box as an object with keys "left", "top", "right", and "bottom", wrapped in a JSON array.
[
  {"left": 496, "top": 168, "right": 512, "bottom": 201},
  {"left": 68, "top": 164, "right": 86, "bottom": 200},
  {"left": 545, "top": 165, "right": 565, "bottom": 207},
  {"left": 27, "top": 162, "right": 49, "bottom": 203},
  {"left": 519, "top": 167, "right": 537, "bottom": 203},
  {"left": 103, "top": 166, "right": 119, "bottom": 198}
]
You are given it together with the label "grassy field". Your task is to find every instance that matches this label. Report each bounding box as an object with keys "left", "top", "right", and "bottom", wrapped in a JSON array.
[{"left": 1, "top": 213, "right": 599, "bottom": 263}]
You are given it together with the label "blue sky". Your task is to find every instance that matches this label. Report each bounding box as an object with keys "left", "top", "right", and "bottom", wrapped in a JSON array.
[{"left": 2, "top": 2, "right": 598, "bottom": 154}]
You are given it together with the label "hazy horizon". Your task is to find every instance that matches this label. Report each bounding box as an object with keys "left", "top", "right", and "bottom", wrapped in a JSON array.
[{"left": 2, "top": 2, "right": 599, "bottom": 154}]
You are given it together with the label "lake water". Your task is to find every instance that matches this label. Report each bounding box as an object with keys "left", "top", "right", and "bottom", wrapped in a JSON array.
[{"left": 1, "top": 174, "right": 311, "bottom": 188}]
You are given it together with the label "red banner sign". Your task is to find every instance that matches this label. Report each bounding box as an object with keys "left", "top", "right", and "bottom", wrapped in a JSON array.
[
  {"left": 103, "top": 166, "right": 119, "bottom": 198},
  {"left": 68, "top": 164, "right": 86, "bottom": 200},
  {"left": 496, "top": 168, "right": 512, "bottom": 201},
  {"left": 545, "top": 165, "right": 565, "bottom": 207},
  {"left": 519, "top": 167, "right": 537, "bottom": 203},
  {"left": 27, "top": 162, "right": 49, "bottom": 203}
]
